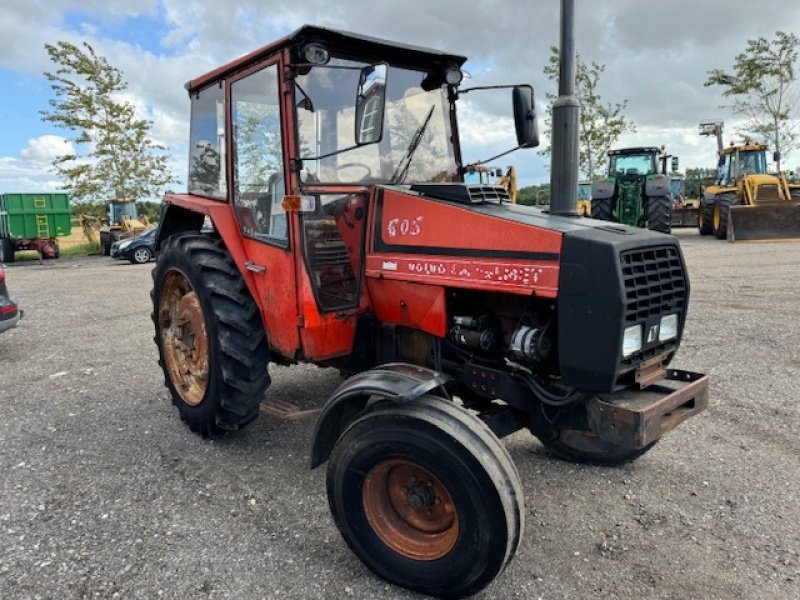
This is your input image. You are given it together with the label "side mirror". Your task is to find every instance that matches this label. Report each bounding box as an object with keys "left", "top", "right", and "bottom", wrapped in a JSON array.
[
  {"left": 774, "top": 151, "right": 781, "bottom": 163},
  {"left": 513, "top": 86, "right": 538, "bottom": 148},
  {"left": 355, "top": 63, "right": 387, "bottom": 146},
  {"left": 671, "top": 156, "right": 679, "bottom": 172}
]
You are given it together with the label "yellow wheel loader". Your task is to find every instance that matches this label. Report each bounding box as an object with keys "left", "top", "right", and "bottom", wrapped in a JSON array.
[{"left": 698, "top": 121, "right": 800, "bottom": 241}]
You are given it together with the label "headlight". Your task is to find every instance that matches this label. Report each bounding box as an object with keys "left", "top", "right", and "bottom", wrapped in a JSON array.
[
  {"left": 622, "top": 325, "right": 642, "bottom": 357},
  {"left": 118, "top": 240, "right": 132, "bottom": 250},
  {"left": 659, "top": 313, "right": 679, "bottom": 341}
]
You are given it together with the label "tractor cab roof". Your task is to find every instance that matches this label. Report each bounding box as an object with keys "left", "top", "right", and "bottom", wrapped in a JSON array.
[
  {"left": 720, "top": 140, "right": 768, "bottom": 155},
  {"left": 608, "top": 147, "right": 661, "bottom": 156},
  {"left": 186, "top": 25, "right": 468, "bottom": 93}
]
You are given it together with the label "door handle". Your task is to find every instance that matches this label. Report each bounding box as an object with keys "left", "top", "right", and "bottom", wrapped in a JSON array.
[{"left": 245, "top": 261, "right": 266, "bottom": 273}]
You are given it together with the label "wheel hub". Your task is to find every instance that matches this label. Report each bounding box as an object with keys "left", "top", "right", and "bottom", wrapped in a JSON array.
[
  {"left": 362, "top": 459, "right": 459, "bottom": 561},
  {"left": 158, "top": 270, "right": 209, "bottom": 406}
]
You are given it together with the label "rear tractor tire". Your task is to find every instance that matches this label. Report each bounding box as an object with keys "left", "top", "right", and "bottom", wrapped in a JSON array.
[
  {"left": 713, "top": 193, "right": 739, "bottom": 240},
  {"left": 591, "top": 197, "right": 614, "bottom": 222},
  {"left": 326, "top": 396, "right": 524, "bottom": 598},
  {"left": 646, "top": 195, "right": 672, "bottom": 234},
  {"left": 151, "top": 233, "right": 271, "bottom": 436}
]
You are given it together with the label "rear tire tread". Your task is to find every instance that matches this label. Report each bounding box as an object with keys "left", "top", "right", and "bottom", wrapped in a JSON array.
[{"left": 151, "top": 233, "right": 270, "bottom": 436}]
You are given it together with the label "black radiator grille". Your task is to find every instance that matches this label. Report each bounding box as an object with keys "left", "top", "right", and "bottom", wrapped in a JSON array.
[
  {"left": 467, "top": 185, "right": 510, "bottom": 204},
  {"left": 619, "top": 245, "right": 687, "bottom": 367},
  {"left": 620, "top": 245, "right": 687, "bottom": 324}
]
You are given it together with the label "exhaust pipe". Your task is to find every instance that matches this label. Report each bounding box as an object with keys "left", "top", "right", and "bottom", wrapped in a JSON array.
[{"left": 549, "top": 0, "right": 580, "bottom": 216}]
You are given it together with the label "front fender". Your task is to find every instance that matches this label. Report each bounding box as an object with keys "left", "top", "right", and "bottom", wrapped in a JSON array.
[{"left": 309, "top": 363, "right": 451, "bottom": 468}]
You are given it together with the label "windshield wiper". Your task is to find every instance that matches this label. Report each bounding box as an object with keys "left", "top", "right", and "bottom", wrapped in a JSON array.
[{"left": 391, "top": 105, "right": 435, "bottom": 184}]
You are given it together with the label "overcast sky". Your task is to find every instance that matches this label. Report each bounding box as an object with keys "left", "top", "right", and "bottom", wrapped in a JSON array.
[{"left": 2, "top": 0, "right": 800, "bottom": 195}]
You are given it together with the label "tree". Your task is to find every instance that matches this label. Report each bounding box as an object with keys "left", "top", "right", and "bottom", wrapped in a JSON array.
[
  {"left": 540, "top": 46, "right": 635, "bottom": 180},
  {"left": 41, "top": 41, "right": 176, "bottom": 203},
  {"left": 684, "top": 167, "right": 717, "bottom": 199},
  {"left": 705, "top": 31, "right": 800, "bottom": 171}
]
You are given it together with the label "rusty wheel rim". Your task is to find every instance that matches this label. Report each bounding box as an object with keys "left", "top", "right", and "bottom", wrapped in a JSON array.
[
  {"left": 158, "top": 270, "right": 209, "bottom": 406},
  {"left": 362, "top": 459, "right": 459, "bottom": 561}
]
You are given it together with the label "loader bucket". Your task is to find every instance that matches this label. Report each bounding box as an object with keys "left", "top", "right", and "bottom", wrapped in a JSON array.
[
  {"left": 670, "top": 207, "right": 699, "bottom": 228},
  {"left": 727, "top": 203, "right": 800, "bottom": 242}
]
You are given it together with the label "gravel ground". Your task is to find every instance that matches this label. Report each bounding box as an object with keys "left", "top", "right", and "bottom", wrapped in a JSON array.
[{"left": 0, "top": 230, "right": 799, "bottom": 599}]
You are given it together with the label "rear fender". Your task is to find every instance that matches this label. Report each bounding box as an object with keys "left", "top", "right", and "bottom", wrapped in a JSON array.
[
  {"left": 309, "top": 363, "right": 451, "bottom": 468},
  {"left": 645, "top": 175, "right": 670, "bottom": 197},
  {"left": 591, "top": 177, "right": 616, "bottom": 200},
  {"left": 154, "top": 203, "right": 205, "bottom": 250}
]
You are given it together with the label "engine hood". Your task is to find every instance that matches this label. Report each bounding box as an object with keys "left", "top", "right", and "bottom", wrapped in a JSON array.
[{"left": 366, "top": 184, "right": 675, "bottom": 300}]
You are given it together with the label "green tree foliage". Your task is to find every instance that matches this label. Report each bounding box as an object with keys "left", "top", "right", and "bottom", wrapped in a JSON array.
[
  {"left": 516, "top": 184, "right": 550, "bottom": 206},
  {"left": 41, "top": 41, "right": 176, "bottom": 203},
  {"left": 541, "top": 46, "right": 635, "bottom": 180},
  {"left": 705, "top": 31, "right": 800, "bottom": 171},
  {"left": 683, "top": 167, "right": 717, "bottom": 199}
]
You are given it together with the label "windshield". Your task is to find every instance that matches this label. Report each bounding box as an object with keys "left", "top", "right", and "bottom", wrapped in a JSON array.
[
  {"left": 738, "top": 150, "right": 767, "bottom": 175},
  {"left": 295, "top": 58, "right": 457, "bottom": 185},
  {"left": 609, "top": 153, "right": 657, "bottom": 176}
]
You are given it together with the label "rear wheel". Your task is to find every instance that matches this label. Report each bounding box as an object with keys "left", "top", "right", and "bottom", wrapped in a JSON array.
[
  {"left": 152, "top": 233, "right": 271, "bottom": 436},
  {"left": 698, "top": 200, "right": 714, "bottom": 235},
  {"left": 327, "top": 396, "right": 523, "bottom": 598},
  {"left": 591, "top": 197, "right": 614, "bottom": 222},
  {"left": 1, "top": 239, "right": 15, "bottom": 263},
  {"left": 713, "top": 193, "right": 739, "bottom": 239},
  {"left": 646, "top": 195, "right": 671, "bottom": 234}
]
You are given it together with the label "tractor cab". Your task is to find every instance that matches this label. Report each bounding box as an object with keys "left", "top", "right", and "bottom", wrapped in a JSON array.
[{"left": 717, "top": 142, "right": 768, "bottom": 185}]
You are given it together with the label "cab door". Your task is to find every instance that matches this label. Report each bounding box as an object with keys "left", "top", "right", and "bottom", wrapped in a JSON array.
[{"left": 228, "top": 60, "right": 300, "bottom": 358}]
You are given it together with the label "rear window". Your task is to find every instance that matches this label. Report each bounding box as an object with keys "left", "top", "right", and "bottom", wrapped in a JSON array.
[{"left": 188, "top": 84, "right": 227, "bottom": 200}]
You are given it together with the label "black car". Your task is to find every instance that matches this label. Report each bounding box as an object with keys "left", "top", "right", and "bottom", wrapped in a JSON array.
[
  {"left": 110, "top": 226, "right": 156, "bottom": 264},
  {"left": 0, "top": 266, "right": 21, "bottom": 334}
]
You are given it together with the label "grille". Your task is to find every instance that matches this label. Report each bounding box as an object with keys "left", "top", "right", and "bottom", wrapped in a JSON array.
[
  {"left": 621, "top": 245, "right": 686, "bottom": 324},
  {"left": 467, "top": 185, "right": 510, "bottom": 203},
  {"left": 620, "top": 245, "right": 687, "bottom": 366}
]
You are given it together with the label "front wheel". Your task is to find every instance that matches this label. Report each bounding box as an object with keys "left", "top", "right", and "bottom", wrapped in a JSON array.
[
  {"left": 132, "top": 247, "right": 152, "bottom": 264},
  {"left": 536, "top": 426, "right": 657, "bottom": 466},
  {"left": 326, "top": 396, "right": 524, "bottom": 598},
  {"left": 151, "top": 233, "right": 271, "bottom": 436},
  {"left": 713, "top": 193, "right": 739, "bottom": 240}
]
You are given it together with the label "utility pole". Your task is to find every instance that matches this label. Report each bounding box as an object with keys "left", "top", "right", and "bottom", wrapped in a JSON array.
[{"left": 549, "top": 0, "right": 580, "bottom": 216}]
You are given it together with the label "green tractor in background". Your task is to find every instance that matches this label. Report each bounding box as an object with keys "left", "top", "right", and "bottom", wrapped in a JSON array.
[{"left": 591, "top": 146, "right": 678, "bottom": 233}]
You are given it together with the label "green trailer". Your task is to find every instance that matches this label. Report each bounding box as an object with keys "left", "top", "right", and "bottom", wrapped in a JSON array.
[{"left": 0, "top": 193, "right": 71, "bottom": 262}]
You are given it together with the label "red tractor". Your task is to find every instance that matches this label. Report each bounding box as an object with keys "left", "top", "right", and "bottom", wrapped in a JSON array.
[{"left": 152, "top": 25, "right": 708, "bottom": 597}]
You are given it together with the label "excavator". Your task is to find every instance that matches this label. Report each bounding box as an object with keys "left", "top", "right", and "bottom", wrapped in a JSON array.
[{"left": 698, "top": 120, "right": 800, "bottom": 241}]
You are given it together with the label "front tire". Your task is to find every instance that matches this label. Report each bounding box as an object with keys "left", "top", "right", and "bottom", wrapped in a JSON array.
[
  {"left": 713, "top": 193, "right": 739, "bottom": 239},
  {"left": 646, "top": 195, "right": 671, "bottom": 234},
  {"left": 132, "top": 247, "right": 152, "bottom": 264},
  {"left": 327, "top": 396, "right": 524, "bottom": 598},
  {"left": 152, "top": 233, "right": 271, "bottom": 436}
]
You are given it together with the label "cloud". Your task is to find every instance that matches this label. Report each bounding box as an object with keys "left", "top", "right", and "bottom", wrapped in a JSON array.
[
  {"left": 0, "top": 135, "right": 73, "bottom": 192},
  {"left": 3, "top": 0, "right": 800, "bottom": 193}
]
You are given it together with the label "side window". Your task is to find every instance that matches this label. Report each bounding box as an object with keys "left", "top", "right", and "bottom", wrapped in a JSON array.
[
  {"left": 188, "top": 84, "right": 227, "bottom": 200},
  {"left": 231, "top": 64, "right": 287, "bottom": 242}
]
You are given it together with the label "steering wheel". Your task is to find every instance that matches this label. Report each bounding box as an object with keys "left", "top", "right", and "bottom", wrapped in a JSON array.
[{"left": 337, "top": 162, "right": 373, "bottom": 183}]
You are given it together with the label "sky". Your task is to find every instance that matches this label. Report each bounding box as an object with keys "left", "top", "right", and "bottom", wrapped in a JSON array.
[{"left": 1, "top": 0, "right": 800, "bottom": 197}]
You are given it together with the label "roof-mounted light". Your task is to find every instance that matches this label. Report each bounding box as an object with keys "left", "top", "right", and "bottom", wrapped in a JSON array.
[
  {"left": 302, "top": 43, "right": 330, "bottom": 65},
  {"left": 445, "top": 66, "right": 463, "bottom": 86}
]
